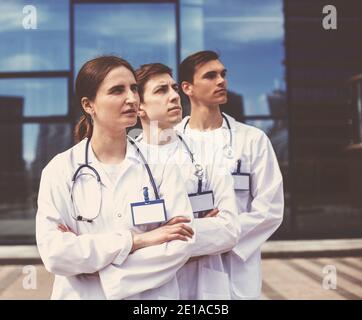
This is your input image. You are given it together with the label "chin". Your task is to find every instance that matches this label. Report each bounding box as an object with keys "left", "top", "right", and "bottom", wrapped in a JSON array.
[
  {"left": 169, "top": 115, "right": 182, "bottom": 126},
  {"left": 123, "top": 117, "right": 137, "bottom": 128},
  {"left": 218, "top": 96, "right": 228, "bottom": 104}
]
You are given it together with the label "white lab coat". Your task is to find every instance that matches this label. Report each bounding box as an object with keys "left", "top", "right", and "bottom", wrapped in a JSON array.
[
  {"left": 134, "top": 134, "right": 240, "bottom": 299},
  {"left": 99, "top": 134, "right": 240, "bottom": 299},
  {"left": 36, "top": 138, "right": 195, "bottom": 300},
  {"left": 176, "top": 113, "right": 284, "bottom": 299}
]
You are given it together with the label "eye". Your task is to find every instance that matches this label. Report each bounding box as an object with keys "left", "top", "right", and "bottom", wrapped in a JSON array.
[
  {"left": 221, "top": 71, "right": 227, "bottom": 78},
  {"left": 204, "top": 73, "right": 216, "bottom": 79},
  {"left": 172, "top": 85, "right": 179, "bottom": 92},
  {"left": 131, "top": 84, "right": 139, "bottom": 93},
  {"left": 111, "top": 87, "right": 124, "bottom": 94},
  {"left": 156, "top": 87, "right": 167, "bottom": 94}
]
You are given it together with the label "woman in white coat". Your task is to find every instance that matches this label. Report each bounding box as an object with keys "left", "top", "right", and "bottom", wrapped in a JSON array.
[{"left": 36, "top": 56, "right": 196, "bottom": 299}]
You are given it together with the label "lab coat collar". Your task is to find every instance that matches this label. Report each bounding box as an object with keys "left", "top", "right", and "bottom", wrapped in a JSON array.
[
  {"left": 221, "top": 112, "right": 237, "bottom": 132},
  {"left": 74, "top": 138, "right": 139, "bottom": 166},
  {"left": 180, "top": 112, "right": 236, "bottom": 133},
  {"left": 73, "top": 138, "right": 140, "bottom": 189},
  {"left": 134, "top": 132, "right": 188, "bottom": 158}
]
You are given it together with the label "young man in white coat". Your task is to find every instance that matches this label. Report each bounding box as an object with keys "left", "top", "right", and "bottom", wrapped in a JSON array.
[
  {"left": 134, "top": 63, "right": 240, "bottom": 299},
  {"left": 175, "top": 50, "right": 284, "bottom": 299}
]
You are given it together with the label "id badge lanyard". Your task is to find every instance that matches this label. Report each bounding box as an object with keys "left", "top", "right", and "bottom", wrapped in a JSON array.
[
  {"left": 128, "top": 137, "right": 167, "bottom": 226},
  {"left": 177, "top": 135, "right": 214, "bottom": 216},
  {"left": 232, "top": 159, "right": 251, "bottom": 191}
]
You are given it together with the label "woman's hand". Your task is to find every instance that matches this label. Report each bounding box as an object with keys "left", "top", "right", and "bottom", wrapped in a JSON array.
[
  {"left": 202, "top": 208, "right": 219, "bottom": 218},
  {"left": 131, "top": 216, "right": 194, "bottom": 253}
]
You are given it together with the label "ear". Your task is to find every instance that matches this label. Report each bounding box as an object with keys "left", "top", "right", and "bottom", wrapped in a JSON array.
[
  {"left": 137, "top": 103, "right": 148, "bottom": 119},
  {"left": 81, "top": 97, "right": 94, "bottom": 117},
  {"left": 181, "top": 81, "right": 193, "bottom": 97}
]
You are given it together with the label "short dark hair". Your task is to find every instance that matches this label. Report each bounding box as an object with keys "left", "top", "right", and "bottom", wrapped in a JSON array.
[
  {"left": 135, "top": 63, "right": 173, "bottom": 103},
  {"left": 179, "top": 50, "right": 220, "bottom": 84}
]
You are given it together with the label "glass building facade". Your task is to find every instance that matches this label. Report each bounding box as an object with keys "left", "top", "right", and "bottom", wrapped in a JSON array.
[{"left": 0, "top": 0, "right": 361, "bottom": 244}]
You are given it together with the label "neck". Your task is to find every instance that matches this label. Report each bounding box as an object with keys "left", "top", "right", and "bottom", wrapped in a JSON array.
[
  {"left": 189, "top": 103, "right": 223, "bottom": 131},
  {"left": 90, "top": 126, "right": 127, "bottom": 164},
  {"left": 142, "top": 121, "right": 177, "bottom": 145}
]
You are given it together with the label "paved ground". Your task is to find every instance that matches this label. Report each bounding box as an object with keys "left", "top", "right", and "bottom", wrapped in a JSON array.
[{"left": 0, "top": 256, "right": 360, "bottom": 300}]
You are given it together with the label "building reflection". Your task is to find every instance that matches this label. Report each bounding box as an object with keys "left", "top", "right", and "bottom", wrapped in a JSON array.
[
  {"left": 266, "top": 88, "right": 289, "bottom": 194},
  {"left": 221, "top": 91, "right": 245, "bottom": 123},
  {"left": 0, "top": 96, "right": 26, "bottom": 217},
  {"left": 346, "top": 74, "right": 362, "bottom": 208},
  {"left": 31, "top": 123, "right": 72, "bottom": 180}
]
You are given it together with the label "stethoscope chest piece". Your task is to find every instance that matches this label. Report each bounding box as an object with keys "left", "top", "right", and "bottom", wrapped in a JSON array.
[
  {"left": 194, "top": 163, "right": 204, "bottom": 178},
  {"left": 223, "top": 144, "right": 234, "bottom": 159}
]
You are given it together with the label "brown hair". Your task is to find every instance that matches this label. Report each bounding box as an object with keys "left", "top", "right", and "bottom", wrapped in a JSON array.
[
  {"left": 179, "top": 50, "right": 220, "bottom": 84},
  {"left": 135, "top": 63, "right": 173, "bottom": 103},
  {"left": 74, "top": 55, "right": 136, "bottom": 143}
]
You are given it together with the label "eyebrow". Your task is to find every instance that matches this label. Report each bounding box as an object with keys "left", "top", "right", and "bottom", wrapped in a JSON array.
[
  {"left": 153, "top": 83, "right": 178, "bottom": 91},
  {"left": 202, "top": 68, "right": 227, "bottom": 77},
  {"left": 108, "top": 85, "right": 125, "bottom": 93},
  {"left": 108, "top": 83, "right": 138, "bottom": 93}
]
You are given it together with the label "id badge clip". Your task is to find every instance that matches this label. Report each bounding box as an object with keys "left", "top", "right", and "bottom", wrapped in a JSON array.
[
  {"left": 188, "top": 179, "right": 214, "bottom": 217},
  {"left": 232, "top": 159, "right": 250, "bottom": 191},
  {"left": 131, "top": 187, "right": 167, "bottom": 226}
]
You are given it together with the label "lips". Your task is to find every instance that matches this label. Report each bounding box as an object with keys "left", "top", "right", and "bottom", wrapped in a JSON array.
[
  {"left": 215, "top": 88, "right": 227, "bottom": 94},
  {"left": 167, "top": 106, "right": 181, "bottom": 112},
  {"left": 122, "top": 109, "right": 137, "bottom": 114}
]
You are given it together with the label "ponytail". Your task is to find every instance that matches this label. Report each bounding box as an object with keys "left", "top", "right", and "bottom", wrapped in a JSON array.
[{"left": 74, "top": 115, "right": 93, "bottom": 143}]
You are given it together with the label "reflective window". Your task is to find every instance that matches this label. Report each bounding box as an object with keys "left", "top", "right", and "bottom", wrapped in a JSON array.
[
  {"left": 0, "top": 0, "right": 70, "bottom": 72},
  {"left": 0, "top": 78, "right": 68, "bottom": 116},
  {"left": 0, "top": 123, "right": 72, "bottom": 244},
  {"left": 75, "top": 3, "right": 176, "bottom": 74},
  {"left": 180, "top": 0, "right": 285, "bottom": 116},
  {"left": 245, "top": 119, "right": 288, "bottom": 164}
]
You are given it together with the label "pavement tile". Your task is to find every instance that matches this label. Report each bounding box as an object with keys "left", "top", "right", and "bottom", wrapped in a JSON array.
[{"left": 0, "top": 257, "right": 361, "bottom": 300}]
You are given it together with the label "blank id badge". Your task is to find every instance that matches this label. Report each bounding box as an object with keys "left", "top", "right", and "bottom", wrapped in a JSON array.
[
  {"left": 188, "top": 191, "right": 214, "bottom": 216},
  {"left": 131, "top": 199, "right": 167, "bottom": 226},
  {"left": 232, "top": 173, "right": 250, "bottom": 191}
]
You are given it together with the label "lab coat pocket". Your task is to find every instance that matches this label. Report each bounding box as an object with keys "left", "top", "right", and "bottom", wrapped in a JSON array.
[{"left": 198, "top": 267, "right": 231, "bottom": 300}]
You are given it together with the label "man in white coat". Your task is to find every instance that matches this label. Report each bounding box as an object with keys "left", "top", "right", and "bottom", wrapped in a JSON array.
[{"left": 175, "top": 50, "right": 284, "bottom": 299}]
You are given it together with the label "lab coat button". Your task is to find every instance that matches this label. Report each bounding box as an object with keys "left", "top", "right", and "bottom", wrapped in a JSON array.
[{"left": 117, "top": 213, "right": 122, "bottom": 218}]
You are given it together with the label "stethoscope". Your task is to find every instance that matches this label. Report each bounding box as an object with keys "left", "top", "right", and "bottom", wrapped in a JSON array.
[
  {"left": 176, "top": 134, "right": 204, "bottom": 194},
  {"left": 183, "top": 113, "right": 234, "bottom": 159},
  {"left": 136, "top": 133, "right": 205, "bottom": 194},
  {"left": 70, "top": 137, "right": 159, "bottom": 223}
]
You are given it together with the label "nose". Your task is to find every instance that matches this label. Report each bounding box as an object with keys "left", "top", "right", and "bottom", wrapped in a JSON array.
[
  {"left": 217, "top": 74, "right": 226, "bottom": 86},
  {"left": 125, "top": 88, "right": 139, "bottom": 106},
  {"left": 169, "top": 87, "right": 180, "bottom": 104}
]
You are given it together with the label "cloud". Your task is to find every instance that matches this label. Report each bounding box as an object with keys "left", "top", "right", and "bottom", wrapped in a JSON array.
[
  {"left": 0, "top": 54, "right": 53, "bottom": 70},
  {"left": 77, "top": 5, "right": 175, "bottom": 45},
  {"left": 204, "top": 1, "right": 284, "bottom": 43},
  {"left": 212, "top": 20, "right": 283, "bottom": 43},
  {"left": 0, "top": 2, "right": 24, "bottom": 32}
]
